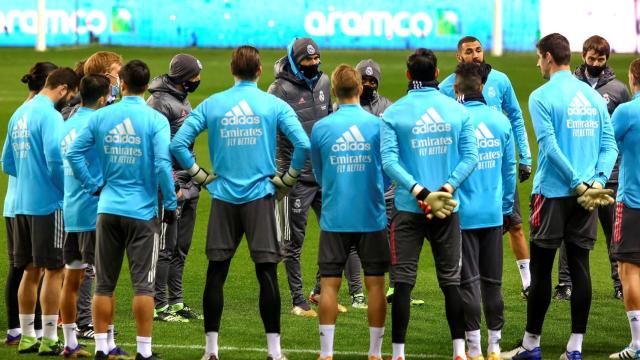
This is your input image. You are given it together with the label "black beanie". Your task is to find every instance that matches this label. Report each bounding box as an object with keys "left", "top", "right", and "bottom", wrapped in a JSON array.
[{"left": 291, "top": 38, "right": 320, "bottom": 66}]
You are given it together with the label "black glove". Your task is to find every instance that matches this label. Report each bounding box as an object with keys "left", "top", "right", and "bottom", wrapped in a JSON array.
[
  {"left": 519, "top": 164, "right": 532, "bottom": 183},
  {"left": 162, "top": 208, "right": 177, "bottom": 224},
  {"left": 502, "top": 215, "right": 511, "bottom": 234}
]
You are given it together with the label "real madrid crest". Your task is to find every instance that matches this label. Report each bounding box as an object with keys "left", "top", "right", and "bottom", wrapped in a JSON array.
[
  {"left": 307, "top": 44, "right": 316, "bottom": 55},
  {"left": 319, "top": 90, "right": 325, "bottom": 102},
  {"left": 488, "top": 86, "right": 496, "bottom": 98},
  {"left": 365, "top": 67, "right": 373, "bottom": 76}
]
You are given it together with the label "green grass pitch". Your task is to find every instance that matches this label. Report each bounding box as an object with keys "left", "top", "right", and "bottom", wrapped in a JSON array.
[{"left": 0, "top": 46, "right": 636, "bottom": 359}]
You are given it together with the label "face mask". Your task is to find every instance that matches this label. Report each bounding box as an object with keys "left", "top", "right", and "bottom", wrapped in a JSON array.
[
  {"left": 111, "top": 77, "right": 121, "bottom": 98},
  {"left": 586, "top": 63, "right": 606, "bottom": 77},
  {"left": 299, "top": 63, "right": 320, "bottom": 79},
  {"left": 360, "top": 85, "right": 376, "bottom": 102},
  {"left": 184, "top": 79, "right": 200, "bottom": 93}
]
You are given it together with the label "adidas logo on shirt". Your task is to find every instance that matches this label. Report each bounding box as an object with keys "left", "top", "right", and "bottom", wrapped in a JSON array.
[
  {"left": 12, "top": 114, "right": 29, "bottom": 139},
  {"left": 60, "top": 128, "right": 77, "bottom": 155},
  {"left": 332, "top": 125, "right": 371, "bottom": 152},
  {"left": 412, "top": 107, "right": 451, "bottom": 135},
  {"left": 221, "top": 100, "right": 261, "bottom": 125},
  {"left": 475, "top": 122, "right": 501, "bottom": 148},
  {"left": 567, "top": 91, "right": 597, "bottom": 116},
  {"left": 105, "top": 118, "right": 141, "bottom": 144}
]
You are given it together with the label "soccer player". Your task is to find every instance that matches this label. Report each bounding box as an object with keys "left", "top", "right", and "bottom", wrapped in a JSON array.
[
  {"left": 1, "top": 68, "right": 80, "bottom": 355},
  {"left": 440, "top": 36, "right": 533, "bottom": 298},
  {"left": 311, "top": 64, "right": 389, "bottom": 360},
  {"left": 502, "top": 33, "right": 618, "bottom": 360},
  {"left": 609, "top": 58, "right": 640, "bottom": 360},
  {"left": 554, "top": 35, "right": 631, "bottom": 301},
  {"left": 269, "top": 37, "right": 352, "bottom": 316},
  {"left": 66, "top": 60, "right": 177, "bottom": 360},
  {"left": 171, "top": 45, "right": 309, "bottom": 360},
  {"left": 3, "top": 61, "right": 57, "bottom": 347},
  {"left": 59, "top": 74, "right": 111, "bottom": 358},
  {"left": 148, "top": 53, "right": 203, "bottom": 322},
  {"left": 454, "top": 62, "right": 517, "bottom": 360},
  {"left": 381, "top": 48, "right": 478, "bottom": 360}
]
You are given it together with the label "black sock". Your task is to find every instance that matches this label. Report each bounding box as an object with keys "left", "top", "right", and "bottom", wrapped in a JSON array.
[
  {"left": 203, "top": 259, "right": 231, "bottom": 333},
  {"left": 5, "top": 266, "right": 23, "bottom": 329},
  {"left": 391, "top": 282, "right": 412, "bottom": 343},
  {"left": 566, "top": 243, "right": 592, "bottom": 333},
  {"left": 526, "top": 242, "right": 557, "bottom": 335},
  {"left": 256, "top": 262, "right": 281, "bottom": 334},
  {"left": 34, "top": 278, "right": 42, "bottom": 331},
  {"left": 441, "top": 285, "right": 465, "bottom": 339}
]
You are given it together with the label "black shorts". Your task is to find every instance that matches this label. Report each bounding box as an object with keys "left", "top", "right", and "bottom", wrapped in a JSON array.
[
  {"left": 5, "top": 217, "right": 15, "bottom": 267},
  {"left": 509, "top": 185, "right": 523, "bottom": 227},
  {"left": 14, "top": 210, "right": 64, "bottom": 269},
  {"left": 206, "top": 195, "right": 281, "bottom": 263},
  {"left": 95, "top": 214, "right": 160, "bottom": 296},
  {"left": 389, "top": 211, "right": 462, "bottom": 287},
  {"left": 63, "top": 231, "right": 96, "bottom": 266},
  {"left": 461, "top": 226, "right": 503, "bottom": 286},
  {"left": 611, "top": 202, "right": 640, "bottom": 264},
  {"left": 318, "top": 230, "right": 390, "bottom": 276},
  {"left": 529, "top": 194, "right": 597, "bottom": 250}
]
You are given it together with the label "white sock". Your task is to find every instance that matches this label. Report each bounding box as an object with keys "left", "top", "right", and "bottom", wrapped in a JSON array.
[
  {"left": 42, "top": 315, "right": 58, "bottom": 341},
  {"left": 453, "top": 338, "right": 466, "bottom": 358},
  {"left": 488, "top": 329, "right": 502, "bottom": 354},
  {"left": 517, "top": 259, "right": 531, "bottom": 288},
  {"left": 319, "top": 324, "right": 335, "bottom": 358},
  {"left": 392, "top": 343, "right": 405, "bottom": 360},
  {"left": 466, "top": 330, "right": 481, "bottom": 357},
  {"left": 136, "top": 336, "right": 152, "bottom": 358},
  {"left": 8, "top": 328, "right": 21, "bottom": 337},
  {"left": 18, "top": 314, "right": 36, "bottom": 338},
  {"left": 62, "top": 323, "right": 78, "bottom": 349},
  {"left": 566, "top": 333, "right": 583, "bottom": 353},
  {"left": 523, "top": 331, "right": 540, "bottom": 350},
  {"left": 629, "top": 311, "right": 640, "bottom": 349},
  {"left": 95, "top": 333, "right": 109, "bottom": 354},
  {"left": 35, "top": 329, "right": 43, "bottom": 339},
  {"left": 266, "top": 333, "right": 281, "bottom": 358},
  {"left": 107, "top": 324, "right": 117, "bottom": 351},
  {"left": 368, "top": 327, "right": 384, "bottom": 357},
  {"left": 205, "top": 332, "right": 218, "bottom": 357}
]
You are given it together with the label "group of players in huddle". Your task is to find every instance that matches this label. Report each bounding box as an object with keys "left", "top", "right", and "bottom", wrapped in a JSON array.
[{"left": 2, "top": 30, "right": 640, "bottom": 360}]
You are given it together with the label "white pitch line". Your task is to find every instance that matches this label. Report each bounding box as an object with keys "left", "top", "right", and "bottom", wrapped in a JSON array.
[{"left": 120, "top": 343, "right": 448, "bottom": 359}]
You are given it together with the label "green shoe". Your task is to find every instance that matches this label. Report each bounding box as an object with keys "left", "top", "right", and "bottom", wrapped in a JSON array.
[
  {"left": 17, "top": 335, "right": 39, "bottom": 353},
  {"left": 169, "top": 303, "right": 203, "bottom": 320},
  {"left": 410, "top": 298, "right": 425, "bottom": 306},
  {"left": 386, "top": 287, "right": 394, "bottom": 304},
  {"left": 154, "top": 307, "right": 189, "bottom": 323},
  {"left": 38, "top": 336, "right": 64, "bottom": 355}
]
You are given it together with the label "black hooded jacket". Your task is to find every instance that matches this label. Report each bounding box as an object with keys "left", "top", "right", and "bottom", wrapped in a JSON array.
[{"left": 268, "top": 56, "right": 332, "bottom": 183}]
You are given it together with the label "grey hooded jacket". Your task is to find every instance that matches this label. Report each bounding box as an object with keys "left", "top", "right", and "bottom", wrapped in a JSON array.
[
  {"left": 574, "top": 64, "right": 631, "bottom": 183},
  {"left": 268, "top": 56, "right": 332, "bottom": 183},
  {"left": 333, "top": 92, "right": 393, "bottom": 116}
]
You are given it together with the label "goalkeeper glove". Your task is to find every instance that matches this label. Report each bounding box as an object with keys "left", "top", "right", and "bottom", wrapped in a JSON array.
[
  {"left": 187, "top": 163, "right": 217, "bottom": 186},
  {"left": 271, "top": 167, "right": 299, "bottom": 201},
  {"left": 412, "top": 184, "right": 457, "bottom": 220},
  {"left": 575, "top": 181, "right": 614, "bottom": 212}
]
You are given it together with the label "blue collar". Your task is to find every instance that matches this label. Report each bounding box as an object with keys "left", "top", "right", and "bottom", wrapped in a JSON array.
[
  {"left": 633, "top": 92, "right": 640, "bottom": 100},
  {"left": 234, "top": 80, "right": 258, "bottom": 88}
]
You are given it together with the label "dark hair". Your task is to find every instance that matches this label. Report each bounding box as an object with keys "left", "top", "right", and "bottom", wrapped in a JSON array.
[
  {"left": 406, "top": 48, "right": 437, "bottom": 82},
  {"left": 231, "top": 45, "right": 261, "bottom": 80},
  {"left": 454, "top": 62, "right": 483, "bottom": 95},
  {"left": 537, "top": 33, "right": 571, "bottom": 66},
  {"left": 44, "top": 67, "right": 80, "bottom": 91},
  {"left": 457, "top": 36, "right": 481, "bottom": 51},
  {"left": 119, "top": 60, "right": 150, "bottom": 94},
  {"left": 80, "top": 74, "right": 110, "bottom": 106},
  {"left": 74, "top": 59, "right": 87, "bottom": 78},
  {"left": 629, "top": 58, "right": 640, "bottom": 87},
  {"left": 583, "top": 35, "right": 610, "bottom": 59},
  {"left": 331, "top": 64, "right": 361, "bottom": 99},
  {"left": 21, "top": 62, "right": 58, "bottom": 92}
]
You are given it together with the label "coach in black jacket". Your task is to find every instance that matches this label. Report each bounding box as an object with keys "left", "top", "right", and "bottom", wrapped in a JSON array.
[
  {"left": 269, "top": 38, "right": 361, "bottom": 317},
  {"left": 147, "top": 54, "right": 203, "bottom": 321}
]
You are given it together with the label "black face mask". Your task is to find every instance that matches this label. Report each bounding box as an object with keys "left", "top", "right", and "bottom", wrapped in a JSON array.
[
  {"left": 184, "top": 79, "right": 200, "bottom": 93},
  {"left": 299, "top": 63, "right": 320, "bottom": 79},
  {"left": 586, "top": 63, "right": 606, "bottom": 77},
  {"left": 360, "top": 85, "right": 376, "bottom": 103}
]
